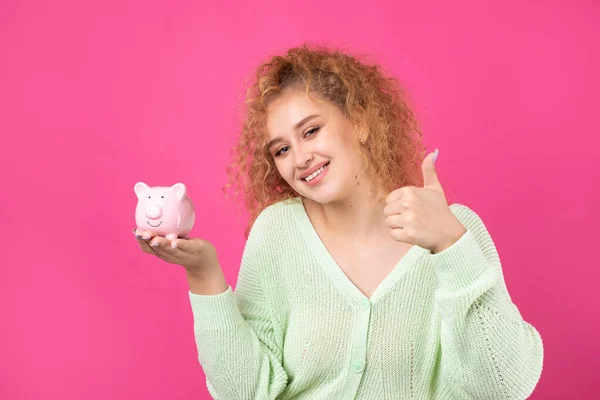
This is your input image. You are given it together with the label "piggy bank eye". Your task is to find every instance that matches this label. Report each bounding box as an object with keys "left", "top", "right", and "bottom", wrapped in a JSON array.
[
  {"left": 147, "top": 196, "right": 150, "bottom": 199},
  {"left": 161, "top": 196, "right": 164, "bottom": 198}
]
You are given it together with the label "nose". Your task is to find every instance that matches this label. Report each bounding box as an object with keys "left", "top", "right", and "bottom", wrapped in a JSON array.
[
  {"left": 293, "top": 147, "right": 313, "bottom": 168},
  {"left": 145, "top": 203, "right": 163, "bottom": 219}
]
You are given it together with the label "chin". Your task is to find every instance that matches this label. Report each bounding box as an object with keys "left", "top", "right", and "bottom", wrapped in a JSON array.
[
  {"left": 294, "top": 168, "right": 353, "bottom": 204},
  {"left": 301, "top": 187, "right": 341, "bottom": 205}
]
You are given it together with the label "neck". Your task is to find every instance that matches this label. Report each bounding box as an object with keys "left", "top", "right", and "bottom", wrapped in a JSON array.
[{"left": 301, "top": 186, "right": 389, "bottom": 243}]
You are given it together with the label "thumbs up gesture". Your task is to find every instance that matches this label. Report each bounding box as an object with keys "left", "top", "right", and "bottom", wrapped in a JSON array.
[{"left": 383, "top": 149, "right": 467, "bottom": 254}]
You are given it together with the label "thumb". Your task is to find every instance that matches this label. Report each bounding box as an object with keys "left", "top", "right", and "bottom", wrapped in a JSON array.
[{"left": 422, "top": 148, "right": 441, "bottom": 189}]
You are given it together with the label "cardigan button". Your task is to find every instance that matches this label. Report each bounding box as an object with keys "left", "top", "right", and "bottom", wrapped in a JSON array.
[
  {"left": 352, "top": 361, "right": 364, "bottom": 373},
  {"left": 361, "top": 298, "right": 371, "bottom": 310}
]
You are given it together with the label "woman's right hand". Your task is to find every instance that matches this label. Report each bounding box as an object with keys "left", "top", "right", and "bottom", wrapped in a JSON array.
[{"left": 132, "top": 228, "right": 222, "bottom": 279}]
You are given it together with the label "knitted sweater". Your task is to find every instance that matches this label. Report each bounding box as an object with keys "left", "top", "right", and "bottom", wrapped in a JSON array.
[{"left": 188, "top": 197, "right": 544, "bottom": 399}]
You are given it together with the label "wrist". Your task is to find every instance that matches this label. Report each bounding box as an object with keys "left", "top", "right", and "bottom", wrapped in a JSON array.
[
  {"left": 186, "top": 268, "right": 227, "bottom": 295},
  {"left": 432, "top": 226, "right": 467, "bottom": 254}
]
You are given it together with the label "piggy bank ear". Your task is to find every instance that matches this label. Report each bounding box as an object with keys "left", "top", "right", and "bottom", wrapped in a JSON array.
[
  {"left": 134, "top": 182, "right": 150, "bottom": 198},
  {"left": 170, "top": 183, "right": 187, "bottom": 200}
]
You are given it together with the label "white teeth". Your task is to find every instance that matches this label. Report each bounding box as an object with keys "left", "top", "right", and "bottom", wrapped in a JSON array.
[{"left": 304, "top": 163, "right": 328, "bottom": 181}]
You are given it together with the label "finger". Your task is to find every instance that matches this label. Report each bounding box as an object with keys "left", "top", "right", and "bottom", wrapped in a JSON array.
[
  {"left": 390, "top": 227, "right": 410, "bottom": 243},
  {"left": 133, "top": 227, "right": 149, "bottom": 243},
  {"left": 148, "top": 235, "right": 179, "bottom": 255},
  {"left": 385, "top": 214, "right": 406, "bottom": 229},
  {"left": 148, "top": 237, "right": 174, "bottom": 260},
  {"left": 133, "top": 228, "right": 158, "bottom": 254},
  {"left": 383, "top": 201, "right": 406, "bottom": 217},
  {"left": 385, "top": 188, "right": 405, "bottom": 204},
  {"left": 147, "top": 237, "right": 185, "bottom": 264},
  {"left": 148, "top": 235, "right": 167, "bottom": 248},
  {"left": 141, "top": 229, "right": 158, "bottom": 240},
  {"left": 171, "top": 237, "right": 201, "bottom": 254}
]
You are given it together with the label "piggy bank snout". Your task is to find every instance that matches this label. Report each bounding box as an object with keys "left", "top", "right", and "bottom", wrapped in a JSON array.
[{"left": 145, "top": 203, "right": 163, "bottom": 219}]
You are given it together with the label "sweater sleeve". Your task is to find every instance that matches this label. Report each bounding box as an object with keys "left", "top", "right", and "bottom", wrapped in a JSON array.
[
  {"left": 430, "top": 204, "right": 544, "bottom": 399},
  {"left": 187, "top": 211, "right": 288, "bottom": 399}
]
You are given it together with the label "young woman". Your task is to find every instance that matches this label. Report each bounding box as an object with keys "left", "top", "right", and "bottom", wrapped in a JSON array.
[{"left": 134, "top": 44, "right": 543, "bottom": 399}]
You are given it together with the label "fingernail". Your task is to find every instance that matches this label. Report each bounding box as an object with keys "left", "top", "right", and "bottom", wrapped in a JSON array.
[
  {"left": 142, "top": 236, "right": 150, "bottom": 240},
  {"left": 171, "top": 241, "right": 178, "bottom": 249},
  {"left": 150, "top": 242, "right": 159, "bottom": 247},
  {"left": 433, "top": 148, "right": 439, "bottom": 164}
]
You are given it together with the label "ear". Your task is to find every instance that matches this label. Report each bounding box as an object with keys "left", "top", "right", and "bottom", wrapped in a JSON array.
[
  {"left": 356, "top": 120, "right": 369, "bottom": 143},
  {"left": 170, "top": 183, "right": 187, "bottom": 200},
  {"left": 134, "top": 182, "right": 150, "bottom": 199}
]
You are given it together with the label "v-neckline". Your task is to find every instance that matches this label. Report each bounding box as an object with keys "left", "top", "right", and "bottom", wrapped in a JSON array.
[{"left": 289, "top": 196, "right": 427, "bottom": 305}]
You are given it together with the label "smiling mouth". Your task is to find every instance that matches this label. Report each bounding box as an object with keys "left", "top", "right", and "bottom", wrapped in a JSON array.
[
  {"left": 147, "top": 221, "right": 162, "bottom": 227},
  {"left": 301, "top": 161, "right": 330, "bottom": 181}
]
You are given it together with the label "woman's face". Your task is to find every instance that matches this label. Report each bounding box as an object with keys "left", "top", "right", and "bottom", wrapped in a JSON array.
[{"left": 265, "top": 87, "right": 367, "bottom": 204}]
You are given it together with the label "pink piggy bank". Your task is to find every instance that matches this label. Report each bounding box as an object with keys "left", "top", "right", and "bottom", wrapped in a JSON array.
[{"left": 134, "top": 182, "right": 195, "bottom": 240}]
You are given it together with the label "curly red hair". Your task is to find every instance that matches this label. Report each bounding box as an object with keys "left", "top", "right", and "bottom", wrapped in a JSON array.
[{"left": 223, "top": 43, "right": 435, "bottom": 238}]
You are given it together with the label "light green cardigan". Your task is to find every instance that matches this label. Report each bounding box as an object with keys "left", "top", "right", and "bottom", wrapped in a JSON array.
[{"left": 188, "top": 197, "right": 543, "bottom": 399}]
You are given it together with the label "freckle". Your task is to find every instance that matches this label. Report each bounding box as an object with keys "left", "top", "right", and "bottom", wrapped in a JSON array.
[
  {"left": 357, "top": 182, "right": 360, "bottom": 185},
  {"left": 355, "top": 175, "right": 357, "bottom": 179}
]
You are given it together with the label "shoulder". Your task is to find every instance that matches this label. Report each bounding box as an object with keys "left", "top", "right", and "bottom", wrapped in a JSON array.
[
  {"left": 449, "top": 203, "right": 470, "bottom": 216},
  {"left": 449, "top": 202, "right": 471, "bottom": 215},
  {"left": 246, "top": 197, "right": 301, "bottom": 247},
  {"left": 240, "top": 198, "right": 301, "bottom": 281},
  {"left": 251, "top": 197, "right": 300, "bottom": 230},
  {"left": 448, "top": 202, "right": 499, "bottom": 262},
  {"left": 448, "top": 202, "right": 487, "bottom": 231}
]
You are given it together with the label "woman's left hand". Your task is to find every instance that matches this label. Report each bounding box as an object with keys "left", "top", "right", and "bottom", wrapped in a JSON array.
[{"left": 384, "top": 150, "right": 467, "bottom": 254}]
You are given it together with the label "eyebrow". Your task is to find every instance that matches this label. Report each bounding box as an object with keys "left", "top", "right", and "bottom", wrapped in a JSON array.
[{"left": 267, "top": 114, "right": 321, "bottom": 150}]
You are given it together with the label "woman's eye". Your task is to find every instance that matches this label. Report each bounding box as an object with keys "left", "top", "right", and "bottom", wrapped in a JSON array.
[
  {"left": 275, "top": 146, "right": 289, "bottom": 156},
  {"left": 274, "top": 127, "right": 320, "bottom": 157},
  {"left": 305, "top": 126, "right": 320, "bottom": 137}
]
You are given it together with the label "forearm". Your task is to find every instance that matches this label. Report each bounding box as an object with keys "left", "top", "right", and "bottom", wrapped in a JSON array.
[
  {"left": 188, "top": 282, "right": 289, "bottom": 399},
  {"left": 186, "top": 209, "right": 289, "bottom": 398},
  {"left": 186, "top": 266, "right": 228, "bottom": 295},
  {"left": 431, "top": 229, "right": 543, "bottom": 398}
]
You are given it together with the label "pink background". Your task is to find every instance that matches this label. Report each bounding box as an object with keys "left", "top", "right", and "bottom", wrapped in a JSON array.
[{"left": 1, "top": 0, "right": 598, "bottom": 398}]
